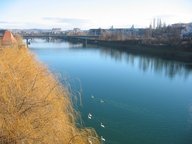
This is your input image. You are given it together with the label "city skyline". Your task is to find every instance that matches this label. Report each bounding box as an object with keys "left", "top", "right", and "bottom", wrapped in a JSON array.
[{"left": 0, "top": 0, "right": 191, "bottom": 30}]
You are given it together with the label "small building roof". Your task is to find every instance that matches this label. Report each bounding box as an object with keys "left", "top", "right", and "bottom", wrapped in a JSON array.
[{"left": 2, "top": 30, "right": 17, "bottom": 45}]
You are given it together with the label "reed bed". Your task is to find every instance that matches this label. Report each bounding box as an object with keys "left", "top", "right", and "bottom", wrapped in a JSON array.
[{"left": 0, "top": 39, "right": 99, "bottom": 144}]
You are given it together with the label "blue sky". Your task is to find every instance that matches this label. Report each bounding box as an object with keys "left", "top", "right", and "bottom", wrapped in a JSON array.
[{"left": 0, "top": 0, "right": 191, "bottom": 29}]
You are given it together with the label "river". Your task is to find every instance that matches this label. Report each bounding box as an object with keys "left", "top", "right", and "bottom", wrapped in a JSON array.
[{"left": 30, "top": 39, "right": 192, "bottom": 144}]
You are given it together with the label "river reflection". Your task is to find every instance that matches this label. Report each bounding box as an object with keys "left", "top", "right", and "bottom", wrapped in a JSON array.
[
  {"left": 31, "top": 39, "right": 192, "bottom": 79},
  {"left": 98, "top": 47, "right": 192, "bottom": 79}
]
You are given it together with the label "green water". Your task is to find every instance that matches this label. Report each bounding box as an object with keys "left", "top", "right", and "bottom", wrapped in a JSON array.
[{"left": 30, "top": 40, "right": 192, "bottom": 144}]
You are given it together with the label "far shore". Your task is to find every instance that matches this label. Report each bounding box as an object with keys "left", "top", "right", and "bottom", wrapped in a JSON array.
[{"left": 65, "top": 37, "right": 192, "bottom": 63}]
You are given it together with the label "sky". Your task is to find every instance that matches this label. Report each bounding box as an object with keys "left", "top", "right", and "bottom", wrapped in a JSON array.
[{"left": 0, "top": 0, "right": 191, "bottom": 30}]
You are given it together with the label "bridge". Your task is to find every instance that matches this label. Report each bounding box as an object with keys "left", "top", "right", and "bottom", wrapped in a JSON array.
[
  {"left": 21, "top": 33, "right": 99, "bottom": 47},
  {"left": 21, "top": 33, "right": 99, "bottom": 39}
]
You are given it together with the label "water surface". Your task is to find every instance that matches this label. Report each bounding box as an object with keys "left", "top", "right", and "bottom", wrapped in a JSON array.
[{"left": 30, "top": 40, "right": 192, "bottom": 144}]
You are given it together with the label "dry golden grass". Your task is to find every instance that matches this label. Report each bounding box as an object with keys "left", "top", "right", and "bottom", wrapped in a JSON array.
[
  {"left": 0, "top": 44, "right": 100, "bottom": 143},
  {"left": 0, "top": 37, "right": 2, "bottom": 46}
]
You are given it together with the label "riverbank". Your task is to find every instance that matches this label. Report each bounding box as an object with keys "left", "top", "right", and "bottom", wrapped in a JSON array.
[
  {"left": 66, "top": 37, "right": 192, "bottom": 62},
  {"left": 94, "top": 39, "right": 192, "bottom": 62},
  {"left": 0, "top": 36, "right": 99, "bottom": 143}
]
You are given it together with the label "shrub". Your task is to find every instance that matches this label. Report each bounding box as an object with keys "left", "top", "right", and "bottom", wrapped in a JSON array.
[{"left": 0, "top": 46, "right": 99, "bottom": 144}]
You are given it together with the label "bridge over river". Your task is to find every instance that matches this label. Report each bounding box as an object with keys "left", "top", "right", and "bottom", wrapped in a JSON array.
[{"left": 21, "top": 33, "right": 99, "bottom": 46}]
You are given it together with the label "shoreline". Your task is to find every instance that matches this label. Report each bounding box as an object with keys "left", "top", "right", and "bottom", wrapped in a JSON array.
[{"left": 66, "top": 38, "right": 192, "bottom": 63}]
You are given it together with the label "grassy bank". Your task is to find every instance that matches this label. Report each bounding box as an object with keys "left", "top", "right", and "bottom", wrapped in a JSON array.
[{"left": 0, "top": 40, "right": 99, "bottom": 143}]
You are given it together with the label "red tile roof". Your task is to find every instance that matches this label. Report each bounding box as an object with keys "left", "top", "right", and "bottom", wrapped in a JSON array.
[{"left": 2, "top": 31, "right": 17, "bottom": 45}]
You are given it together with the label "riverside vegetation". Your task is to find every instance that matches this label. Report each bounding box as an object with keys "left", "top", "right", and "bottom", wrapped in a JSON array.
[{"left": 0, "top": 34, "right": 100, "bottom": 144}]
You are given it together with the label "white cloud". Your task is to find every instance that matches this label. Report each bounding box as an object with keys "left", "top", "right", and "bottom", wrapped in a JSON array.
[{"left": 0, "top": 0, "right": 191, "bottom": 29}]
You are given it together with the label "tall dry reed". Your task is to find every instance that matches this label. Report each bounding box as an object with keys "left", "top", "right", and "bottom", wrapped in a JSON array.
[{"left": 0, "top": 43, "right": 100, "bottom": 144}]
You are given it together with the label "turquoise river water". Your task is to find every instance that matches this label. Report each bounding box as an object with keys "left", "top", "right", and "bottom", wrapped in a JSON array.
[{"left": 30, "top": 40, "right": 192, "bottom": 144}]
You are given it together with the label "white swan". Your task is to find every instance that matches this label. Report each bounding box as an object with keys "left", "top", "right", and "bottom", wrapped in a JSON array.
[
  {"left": 88, "top": 113, "right": 92, "bottom": 119},
  {"left": 91, "top": 95, "right": 94, "bottom": 99},
  {"left": 100, "top": 99, "right": 104, "bottom": 103},
  {"left": 101, "top": 136, "right": 106, "bottom": 141},
  {"left": 100, "top": 122, "right": 105, "bottom": 128}
]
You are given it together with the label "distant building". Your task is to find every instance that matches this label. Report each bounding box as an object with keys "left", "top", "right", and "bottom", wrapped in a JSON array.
[
  {"left": 88, "top": 27, "right": 149, "bottom": 40},
  {"left": 73, "top": 28, "right": 81, "bottom": 34},
  {"left": 2, "top": 30, "right": 17, "bottom": 46},
  {"left": 66, "top": 28, "right": 86, "bottom": 36},
  {"left": 109, "top": 28, "right": 145, "bottom": 37},
  {"left": 89, "top": 28, "right": 107, "bottom": 36},
  {"left": 51, "top": 28, "right": 62, "bottom": 34},
  {"left": 181, "top": 23, "right": 192, "bottom": 39}
]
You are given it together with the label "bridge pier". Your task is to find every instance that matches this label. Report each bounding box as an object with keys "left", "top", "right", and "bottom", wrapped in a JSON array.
[
  {"left": 25, "top": 38, "right": 30, "bottom": 47},
  {"left": 83, "top": 39, "right": 87, "bottom": 47}
]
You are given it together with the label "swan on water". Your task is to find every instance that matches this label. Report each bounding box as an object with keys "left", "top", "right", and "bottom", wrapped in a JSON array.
[
  {"left": 100, "top": 122, "right": 105, "bottom": 128},
  {"left": 100, "top": 99, "right": 104, "bottom": 103},
  {"left": 101, "top": 136, "right": 105, "bottom": 141},
  {"left": 91, "top": 95, "right": 94, "bottom": 99},
  {"left": 88, "top": 113, "right": 92, "bottom": 119}
]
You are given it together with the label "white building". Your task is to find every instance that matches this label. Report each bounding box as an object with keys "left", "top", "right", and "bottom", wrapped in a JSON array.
[{"left": 52, "top": 28, "right": 62, "bottom": 34}]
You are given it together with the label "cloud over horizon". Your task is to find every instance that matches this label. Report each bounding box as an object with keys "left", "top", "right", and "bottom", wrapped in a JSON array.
[
  {"left": 43, "top": 17, "right": 90, "bottom": 24},
  {"left": 0, "top": 0, "right": 191, "bottom": 29}
]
